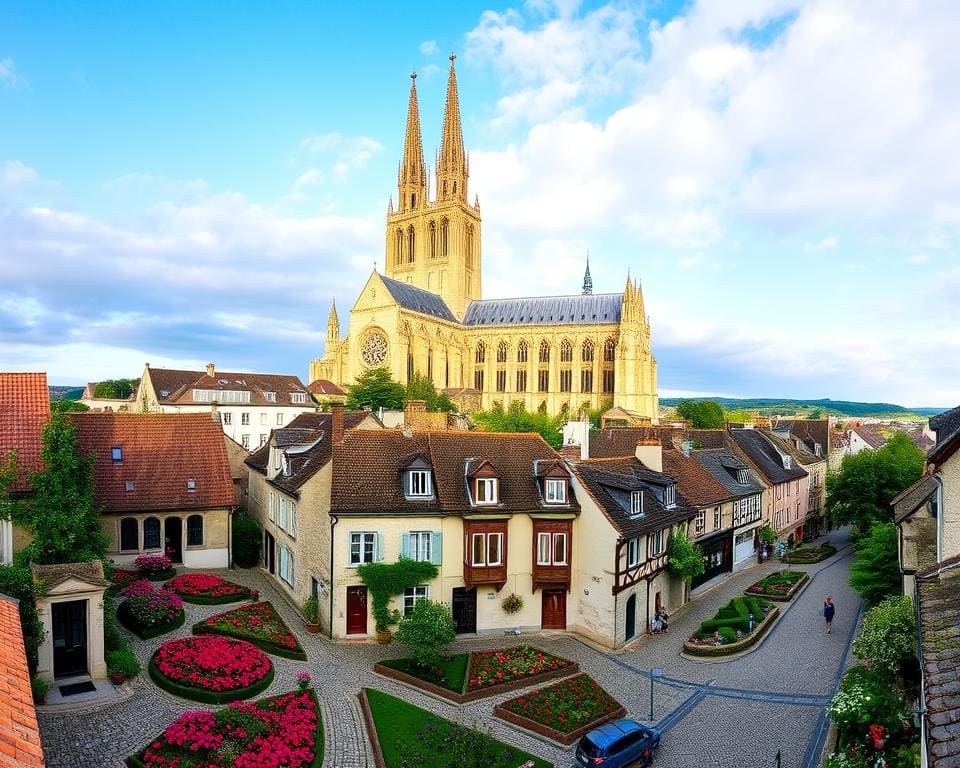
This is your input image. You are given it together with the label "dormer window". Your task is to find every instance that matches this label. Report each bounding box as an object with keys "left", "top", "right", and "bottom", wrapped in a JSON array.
[
  {"left": 264, "top": 391, "right": 277, "bottom": 402},
  {"left": 630, "top": 490, "right": 643, "bottom": 516},
  {"left": 186, "top": 479, "right": 196, "bottom": 491},
  {"left": 545, "top": 478, "right": 566, "bottom": 504},
  {"left": 291, "top": 392, "right": 307, "bottom": 404},
  {"left": 737, "top": 469, "right": 749, "bottom": 484},
  {"left": 111, "top": 446, "right": 123, "bottom": 462},
  {"left": 475, "top": 478, "right": 498, "bottom": 505},
  {"left": 783, "top": 456, "right": 792, "bottom": 469},
  {"left": 664, "top": 484, "right": 676, "bottom": 508},
  {"left": 407, "top": 470, "right": 433, "bottom": 498},
  {"left": 814, "top": 444, "right": 822, "bottom": 457}
]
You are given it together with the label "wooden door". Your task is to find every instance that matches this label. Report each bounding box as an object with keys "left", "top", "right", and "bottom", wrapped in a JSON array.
[
  {"left": 53, "top": 600, "right": 87, "bottom": 678},
  {"left": 541, "top": 589, "right": 566, "bottom": 630},
  {"left": 625, "top": 594, "right": 637, "bottom": 641},
  {"left": 452, "top": 587, "right": 477, "bottom": 634},
  {"left": 346, "top": 586, "right": 368, "bottom": 635}
]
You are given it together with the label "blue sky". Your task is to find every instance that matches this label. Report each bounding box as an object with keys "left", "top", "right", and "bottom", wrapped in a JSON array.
[{"left": 2, "top": 1, "right": 959, "bottom": 407}]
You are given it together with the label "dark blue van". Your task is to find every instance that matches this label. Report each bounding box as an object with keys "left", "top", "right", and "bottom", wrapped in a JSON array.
[{"left": 575, "top": 719, "right": 661, "bottom": 766}]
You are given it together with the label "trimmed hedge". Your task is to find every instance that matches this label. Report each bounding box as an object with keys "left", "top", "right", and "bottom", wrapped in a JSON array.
[
  {"left": 685, "top": 604, "right": 780, "bottom": 657},
  {"left": 147, "top": 655, "right": 275, "bottom": 705},
  {"left": 117, "top": 600, "right": 186, "bottom": 640},
  {"left": 143, "top": 567, "right": 177, "bottom": 582},
  {"left": 699, "top": 595, "right": 772, "bottom": 634},
  {"left": 783, "top": 544, "right": 837, "bottom": 564}
]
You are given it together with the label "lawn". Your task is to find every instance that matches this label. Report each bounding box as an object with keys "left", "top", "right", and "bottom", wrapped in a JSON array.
[
  {"left": 363, "top": 688, "right": 552, "bottom": 768},
  {"left": 379, "top": 653, "right": 469, "bottom": 693}
]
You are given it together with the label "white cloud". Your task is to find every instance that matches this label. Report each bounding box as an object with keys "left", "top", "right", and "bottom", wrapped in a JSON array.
[
  {"left": 803, "top": 236, "right": 838, "bottom": 252},
  {"left": 420, "top": 40, "right": 438, "bottom": 56},
  {"left": 2, "top": 160, "right": 41, "bottom": 187},
  {"left": 908, "top": 253, "right": 930, "bottom": 264},
  {"left": 297, "top": 133, "right": 383, "bottom": 183},
  {"left": 0, "top": 57, "right": 26, "bottom": 89}
]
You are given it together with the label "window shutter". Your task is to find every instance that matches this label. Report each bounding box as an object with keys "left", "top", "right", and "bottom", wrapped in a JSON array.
[
  {"left": 401, "top": 532, "right": 410, "bottom": 559},
  {"left": 431, "top": 531, "right": 442, "bottom": 565},
  {"left": 375, "top": 532, "right": 383, "bottom": 562}
]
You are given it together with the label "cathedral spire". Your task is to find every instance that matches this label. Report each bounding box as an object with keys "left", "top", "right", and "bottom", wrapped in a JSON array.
[
  {"left": 398, "top": 72, "right": 426, "bottom": 211},
  {"left": 582, "top": 254, "right": 593, "bottom": 295},
  {"left": 326, "top": 300, "right": 340, "bottom": 347},
  {"left": 437, "top": 53, "right": 468, "bottom": 203}
]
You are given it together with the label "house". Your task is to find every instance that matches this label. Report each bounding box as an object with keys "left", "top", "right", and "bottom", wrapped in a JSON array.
[
  {"left": 0, "top": 594, "right": 45, "bottom": 767},
  {"left": 307, "top": 379, "right": 346, "bottom": 406},
  {"left": 135, "top": 363, "right": 316, "bottom": 450},
  {"left": 848, "top": 424, "right": 887, "bottom": 454},
  {"left": 0, "top": 372, "right": 50, "bottom": 564},
  {"left": 72, "top": 413, "right": 236, "bottom": 568}
]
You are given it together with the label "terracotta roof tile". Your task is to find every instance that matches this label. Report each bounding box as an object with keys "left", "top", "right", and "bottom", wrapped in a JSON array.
[
  {"left": 146, "top": 366, "right": 309, "bottom": 407},
  {"left": 587, "top": 427, "right": 727, "bottom": 459},
  {"left": 71, "top": 413, "right": 235, "bottom": 512},
  {"left": 307, "top": 380, "right": 345, "bottom": 396},
  {"left": 0, "top": 373, "right": 50, "bottom": 494},
  {"left": 0, "top": 597, "right": 44, "bottom": 768},
  {"left": 661, "top": 449, "right": 732, "bottom": 506}
]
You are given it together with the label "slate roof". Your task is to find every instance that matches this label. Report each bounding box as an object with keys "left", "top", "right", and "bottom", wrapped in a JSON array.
[
  {"left": 891, "top": 474, "right": 939, "bottom": 524},
  {"left": 0, "top": 373, "right": 50, "bottom": 494},
  {"left": 0, "top": 596, "right": 44, "bottom": 768},
  {"left": 572, "top": 457, "right": 697, "bottom": 537},
  {"left": 330, "top": 431, "right": 578, "bottom": 515},
  {"left": 730, "top": 429, "right": 807, "bottom": 485},
  {"left": 379, "top": 275, "right": 458, "bottom": 322},
  {"left": 694, "top": 448, "right": 766, "bottom": 498},
  {"left": 916, "top": 559, "right": 960, "bottom": 768},
  {"left": 930, "top": 405, "right": 960, "bottom": 446},
  {"left": 780, "top": 419, "right": 829, "bottom": 457},
  {"left": 146, "top": 366, "right": 309, "bottom": 407},
  {"left": 464, "top": 293, "right": 622, "bottom": 327},
  {"left": 71, "top": 413, "right": 235, "bottom": 512},
  {"left": 851, "top": 426, "right": 887, "bottom": 450},
  {"left": 661, "top": 449, "right": 732, "bottom": 506},
  {"left": 686, "top": 429, "right": 729, "bottom": 449},
  {"left": 908, "top": 429, "right": 935, "bottom": 454}
]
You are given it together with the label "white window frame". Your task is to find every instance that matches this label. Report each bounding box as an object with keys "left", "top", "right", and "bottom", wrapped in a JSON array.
[
  {"left": 475, "top": 478, "right": 498, "bottom": 505},
  {"left": 261, "top": 412, "right": 268, "bottom": 426},
  {"left": 537, "top": 532, "right": 551, "bottom": 565},
  {"left": 223, "top": 412, "right": 232, "bottom": 425},
  {"left": 279, "top": 545, "right": 294, "bottom": 587},
  {"left": 241, "top": 434, "right": 250, "bottom": 449},
  {"left": 471, "top": 532, "right": 503, "bottom": 566},
  {"left": 407, "top": 470, "right": 432, "bottom": 498},
  {"left": 631, "top": 490, "right": 643, "bottom": 516},
  {"left": 552, "top": 532, "right": 567, "bottom": 565},
  {"left": 408, "top": 531, "right": 432, "bottom": 562},
  {"left": 241, "top": 412, "right": 250, "bottom": 426},
  {"left": 289, "top": 502, "right": 297, "bottom": 537},
  {"left": 694, "top": 510, "right": 706, "bottom": 536},
  {"left": 276, "top": 413, "right": 284, "bottom": 425},
  {"left": 714, "top": 506, "right": 722, "bottom": 529},
  {"left": 264, "top": 391, "right": 277, "bottom": 402},
  {"left": 403, "top": 585, "right": 429, "bottom": 616},
  {"left": 268, "top": 491, "right": 275, "bottom": 522},
  {"left": 350, "top": 532, "right": 377, "bottom": 565},
  {"left": 650, "top": 529, "right": 665, "bottom": 556},
  {"left": 291, "top": 392, "right": 307, "bottom": 404},
  {"left": 545, "top": 478, "right": 566, "bottom": 504},
  {"left": 664, "top": 484, "right": 676, "bottom": 508},
  {"left": 627, "top": 538, "right": 641, "bottom": 567}
]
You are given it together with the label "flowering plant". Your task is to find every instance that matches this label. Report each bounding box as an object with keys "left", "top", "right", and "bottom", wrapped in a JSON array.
[
  {"left": 110, "top": 568, "right": 138, "bottom": 591},
  {"left": 152, "top": 636, "right": 272, "bottom": 693},
  {"left": 135, "top": 553, "right": 174, "bottom": 578},
  {"left": 500, "top": 673, "right": 621, "bottom": 734},
  {"left": 195, "top": 601, "right": 306, "bottom": 659},
  {"left": 501, "top": 594, "right": 524, "bottom": 614},
  {"left": 123, "top": 579, "right": 183, "bottom": 628},
  {"left": 296, "top": 672, "right": 311, "bottom": 692},
  {"left": 467, "top": 645, "right": 572, "bottom": 691},
  {"left": 165, "top": 573, "right": 254, "bottom": 603}
]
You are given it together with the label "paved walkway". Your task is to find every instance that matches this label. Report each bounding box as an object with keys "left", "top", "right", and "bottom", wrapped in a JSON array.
[{"left": 38, "top": 528, "right": 859, "bottom": 768}]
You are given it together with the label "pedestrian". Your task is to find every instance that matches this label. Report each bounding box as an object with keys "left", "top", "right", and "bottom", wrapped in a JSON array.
[
  {"left": 641, "top": 746, "right": 653, "bottom": 766},
  {"left": 823, "top": 597, "right": 835, "bottom": 634}
]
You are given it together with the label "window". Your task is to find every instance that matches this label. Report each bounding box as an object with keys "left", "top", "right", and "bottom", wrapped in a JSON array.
[
  {"left": 560, "top": 339, "right": 573, "bottom": 362},
  {"left": 407, "top": 470, "right": 432, "bottom": 497},
  {"left": 289, "top": 502, "right": 297, "bottom": 536},
  {"left": 120, "top": 518, "right": 138, "bottom": 551},
  {"left": 559, "top": 369, "right": 572, "bottom": 392},
  {"left": 475, "top": 342, "right": 486, "bottom": 364},
  {"left": 474, "top": 370, "right": 484, "bottom": 391},
  {"left": 517, "top": 341, "right": 528, "bottom": 363},
  {"left": 186, "top": 478, "right": 196, "bottom": 491},
  {"left": 403, "top": 586, "right": 429, "bottom": 616},
  {"left": 627, "top": 538, "right": 641, "bottom": 567},
  {"left": 187, "top": 515, "right": 203, "bottom": 546},
  {"left": 261, "top": 413, "right": 268, "bottom": 426},
  {"left": 241, "top": 434, "right": 250, "bottom": 449},
  {"left": 650, "top": 529, "right": 665, "bottom": 556},
  {"left": 223, "top": 412, "right": 232, "bottom": 425},
  {"left": 736, "top": 469, "right": 748, "bottom": 484},
  {"left": 471, "top": 532, "right": 503, "bottom": 566},
  {"left": 475, "top": 478, "right": 498, "bottom": 505},
  {"left": 279, "top": 497, "right": 287, "bottom": 530},
  {"left": 539, "top": 340, "right": 550, "bottom": 364},
  {"left": 276, "top": 413, "right": 284, "bottom": 425},
  {"left": 713, "top": 506, "right": 722, "bottom": 530},
  {"left": 774, "top": 510, "right": 783, "bottom": 529},
  {"left": 664, "top": 484, "right": 676, "bottom": 508},
  {"left": 111, "top": 446, "right": 123, "bottom": 462},
  {"left": 545, "top": 478, "right": 566, "bottom": 503},
  {"left": 291, "top": 392, "right": 307, "bottom": 404},
  {"left": 279, "top": 545, "right": 294, "bottom": 587},
  {"left": 144, "top": 517, "right": 161, "bottom": 549},
  {"left": 264, "top": 391, "right": 277, "bottom": 402},
  {"left": 407, "top": 226, "right": 415, "bottom": 263},
  {"left": 582, "top": 339, "right": 594, "bottom": 362},
  {"left": 496, "top": 370, "right": 506, "bottom": 392},
  {"left": 268, "top": 491, "right": 275, "bottom": 521},
  {"left": 553, "top": 532, "right": 567, "bottom": 564},
  {"left": 537, "top": 532, "right": 551, "bottom": 565},
  {"left": 538, "top": 370, "right": 549, "bottom": 392},
  {"left": 580, "top": 369, "right": 593, "bottom": 393},
  {"left": 537, "top": 531, "right": 567, "bottom": 565},
  {"left": 516, "top": 370, "right": 527, "bottom": 392},
  {"left": 602, "top": 369, "right": 615, "bottom": 394},
  {"left": 260, "top": 434, "right": 268, "bottom": 447},
  {"left": 787, "top": 482, "right": 792, "bottom": 496},
  {"left": 125, "top": 480, "right": 135, "bottom": 492},
  {"left": 496, "top": 341, "right": 508, "bottom": 363},
  {"left": 350, "top": 532, "right": 378, "bottom": 565},
  {"left": 630, "top": 491, "right": 643, "bottom": 516},
  {"left": 241, "top": 413, "right": 250, "bottom": 426},
  {"left": 405, "top": 531, "right": 436, "bottom": 562},
  {"left": 733, "top": 495, "right": 762, "bottom": 527},
  {"left": 694, "top": 510, "right": 706, "bottom": 536}
]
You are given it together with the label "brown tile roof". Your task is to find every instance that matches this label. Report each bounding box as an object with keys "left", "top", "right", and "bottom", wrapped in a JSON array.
[
  {"left": 307, "top": 379, "right": 345, "bottom": 396},
  {"left": 852, "top": 426, "right": 887, "bottom": 450},
  {"left": 661, "top": 449, "right": 733, "bottom": 506},
  {"left": 780, "top": 419, "right": 829, "bottom": 456},
  {"left": 146, "top": 366, "right": 309, "bottom": 407},
  {"left": 0, "top": 373, "right": 50, "bottom": 494},
  {"left": 917, "top": 560, "right": 960, "bottom": 768},
  {"left": 330, "top": 431, "right": 578, "bottom": 515},
  {"left": 0, "top": 596, "right": 44, "bottom": 768},
  {"left": 587, "top": 427, "right": 727, "bottom": 458},
  {"left": 71, "top": 413, "right": 235, "bottom": 513},
  {"left": 30, "top": 561, "right": 109, "bottom": 591}
]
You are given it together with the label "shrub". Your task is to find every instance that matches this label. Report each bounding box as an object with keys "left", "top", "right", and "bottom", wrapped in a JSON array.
[
  {"left": 852, "top": 594, "right": 917, "bottom": 678},
  {"left": 395, "top": 599, "right": 455, "bottom": 669},
  {"left": 106, "top": 646, "right": 141, "bottom": 679},
  {"left": 717, "top": 626, "right": 738, "bottom": 643},
  {"left": 123, "top": 579, "right": 183, "bottom": 627},
  {"left": 31, "top": 675, "right": 49, "bottom": 704},
  {"left": 827, "top": 665, "right": 905, "bottom": 736},
  {"left": 0, "top": 564, "right": 44, "bottom": 672},
  {"left": 357, "top": 558, "right": 439, "bottom": 631},
  {"left": 303, "top": 595, "right": 319, "bottom": 623},
  {"left": 232, "top": 513, "right": 262, "bottom": 568},
  {"left": 134, "top": 553, "right": 174, "bottom": 579}
]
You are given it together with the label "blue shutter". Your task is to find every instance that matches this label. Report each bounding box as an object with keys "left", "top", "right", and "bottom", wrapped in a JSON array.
[
  {"left": 375, "top": 532, "right": 383, "bottom": 562},
  {"left": 430, "top": 531, "right": 442, "bottom": 565},
  {"left": 401, "top": 532, "right": 410, "bottom": 559}
]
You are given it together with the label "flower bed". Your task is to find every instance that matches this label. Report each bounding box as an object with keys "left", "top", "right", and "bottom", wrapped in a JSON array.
[
  {"left": 165, "top": 573, "right": 258, "bottom": 605},
  {"left": 110, "top": 568, "right": 139, "bottom": 594},
  {"left": 193, "top": 600, "right": 307, "bottom": 660},
  {"left": 117, "top": 580, "right": 185, "bottom": 640},
  {"left": 375, "top": 644, "right": 577, "bottom": 704},
  {"left": 685, "top": 596, "right": 779, "bottom": 657},
  {"left": 127, "top": 687, "right": 323, "bottom": 768},
  {"left": 134, "top": 553, "right": 177, "bottom": 581},
  {"left": 782, "top": 543, "right": 837, "bottom": 563},
  {"left": 493, "top": 673, "right": 625, "bottom": 747},
  {"left": 149, "top": 635, "right": 274, "bottom": 704},
  {"left": 745, "top": 570, "right": 808, "bottom": 601}
]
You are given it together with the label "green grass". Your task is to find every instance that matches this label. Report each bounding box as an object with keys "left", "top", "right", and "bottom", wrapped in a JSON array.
[
  {"left": 364, "top": 688, "right": 552, "bottom": 768},
  {"left": 380, "top": 654, "right": 469, "bottom": 693}
]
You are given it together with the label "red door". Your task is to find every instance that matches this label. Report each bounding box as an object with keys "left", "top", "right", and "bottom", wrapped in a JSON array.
[
  {"left": 541, "top": 589, "right": 566, "bottom": 630},
  {"left": 346, "top": 586, "right": 368, "bottom": 635}
]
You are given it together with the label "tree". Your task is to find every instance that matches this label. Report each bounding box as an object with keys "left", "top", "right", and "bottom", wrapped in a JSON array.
[
  {"left": 232, "top": 513, "right": 262, "bottom": 568},
  {"left": 50, "top": 398, "right": 89, "bottom": 413},
  {"left": 472, "top": 401, "right": 564, "bottom": 448},
  {"left": 826, "top": 432, "right": 924, "bottom": 535},
  {"left": 667, "top": 529, "right": 705, "bottom": 582},
  {"left": 0, "top": 566, "right": 44, "bottom": 671},
  {"left": 849, "top": 522, "right": 901, "bottom": 606},
  {"left": 12, "top": 409, "right": 109, "bottom": 564},
  {"left": 675, "top": 400, "right": 725, "bottom": 428},
  {"left": 405, "top": 373, "right": 455, "bottom": 413},
  {"left": 93, "top": 378, "right": 139, "bottom": 399},
  {"left": 395, "top": 599, "right": 456, "bottom": 669},
  {"left": 852, "top": 595, "right": 917, "bottom": 678},
  {"left": 344, "top": 367, "right": 405, "bottom": 411}
]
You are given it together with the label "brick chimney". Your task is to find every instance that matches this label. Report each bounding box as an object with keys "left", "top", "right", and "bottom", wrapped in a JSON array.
[
  {"left": 206, "top": 362, "right": 215, "bottom": 377},
  {"left": 210, "top": 402, "right": 221, "bottom": 423},
  {"left": 635, "top": 438, "right": 663, "bottom": 473},
  {"left": 330, "top": 402, "right": 344, "bottom": 443},
  {"left": 405, "top": 399, "right": 427, "bottom": 415}
]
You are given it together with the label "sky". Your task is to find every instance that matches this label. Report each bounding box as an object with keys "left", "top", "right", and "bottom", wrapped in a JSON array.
[{"left": 1, "top": 0, "right": 959, "bottom": 407}]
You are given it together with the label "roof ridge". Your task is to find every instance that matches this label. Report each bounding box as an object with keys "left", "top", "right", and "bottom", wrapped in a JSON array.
[{"left": 467, "top": 292, "right": 623, "bottom": 303}]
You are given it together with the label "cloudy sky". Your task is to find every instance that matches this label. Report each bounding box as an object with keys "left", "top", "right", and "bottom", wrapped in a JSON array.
[{"left": 2, "top": 1, "right": 958, "bottom": 407}]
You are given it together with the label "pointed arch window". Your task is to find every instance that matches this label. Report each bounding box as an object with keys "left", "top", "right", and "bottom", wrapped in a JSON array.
[
  {"left": 427, "top": 348, "right": 434, "bottom": 381},
  {"left": 407, "top": 226, "right": 415, "bottom": 263},
  {"left": 560, "top": 339, "right": 573, "bottom": 363},
  {"left": 517, "top": 341, "right": 528, "bottom": 364},
  {"left": 538, "top": 340, "right": 550, "bottom": 393},
  {"left": 602, "top": 337, "right": 616, "bottom": 394},
  {"left": 539, "top": 340, "right": 551, "bottom": 364},
  {"left": 429, "top": 221, "right": 437, "bottom": 259},
  {"left": 465, "top": 224, "right": 474, "bottom": 268},
  {"left": 395, "top": 230, "right": 403, "bottom": 266},
  {"left": 582, "top": 339, "right": 595, "bottom": 363},
  {"left": 496, "top": 341, "right": 508, "bottom": 364},
  {"left": 603, "top": 338, "right": 616, "bottom": 362},
  {"left": 475, "top": 342, "right": 486, "bottom": 364},
  {"left": 441, "top": 219, "right": 449, "bottom": 257}
]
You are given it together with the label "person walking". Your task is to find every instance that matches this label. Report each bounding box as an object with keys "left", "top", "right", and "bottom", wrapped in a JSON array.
[{"left": 823, "top": 597, "right": 835, "bottom": 634}]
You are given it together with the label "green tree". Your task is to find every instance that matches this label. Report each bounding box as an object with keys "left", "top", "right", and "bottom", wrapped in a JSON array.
[
  {"left": 826, "top": 432, "right": 924, "bottom": 535},
  {"left": 232, "top": 513, "right": 262, "bottom": 568},
  {"left": 667, "top": 529, "right": 705, "bottom": 582},
  {"left": 472, "top": 401, "right": 563, "bottom": 448},
  {"left": 0, "top": 565, "right": 45, "bottom": 671},
  {"left": 50, "top": 398, "right": 89, "bottom": 413},
  {"left": 852, "top": 594, "right": 917, "bottom": 678},
  {"left": 405, "top": 373, "right": 455, "bottom": 413},
  {"left": 395, "top": 599, "right": 456, "bottom": 669},
  {"left": 12, "top": 410, "right": 109, "bottom": 564},
  {"left": 345, "top": 367, "right": 406, "bottom": 411},
  {"left": 93, "top": 378, "right": 139, "bottom": 399},
  {"left": 849, "top": 522, "right": 901, "bottom": 606},
  {"left": 675, "top": 400, "right": 725, "bottom": 428}
]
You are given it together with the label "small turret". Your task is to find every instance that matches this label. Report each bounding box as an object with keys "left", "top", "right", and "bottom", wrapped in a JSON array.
[
  {"left": 326, "top": 300, "right": 340, "bottom": 348},
  {"left": 582, "top": 255, "right": 593, "bottom": 295}
]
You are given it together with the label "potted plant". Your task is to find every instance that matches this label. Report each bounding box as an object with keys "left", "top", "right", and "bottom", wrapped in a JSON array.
[
  {"left": 302, "top": 595, "right": 321, "bottom": 634},
  {"left": 502, "top": 593, "right": 524, "bottom": 614},
  {"left": 375, "top": 608, "right": 401, "bottom": 644},
  {"left": 106, "top": 646, "right": 141, "bottom": 685}
]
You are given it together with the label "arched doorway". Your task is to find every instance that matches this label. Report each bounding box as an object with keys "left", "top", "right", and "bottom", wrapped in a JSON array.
[
  {"left": 164, "top": 517, "right": 183, "bottom": 564},
  {"left": 625, "top": 594, "right": 637, "bottom": 641}
]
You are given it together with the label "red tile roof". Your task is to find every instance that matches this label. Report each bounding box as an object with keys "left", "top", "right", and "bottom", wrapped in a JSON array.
[
  {"left": 0, "top": 597, "right": 44, "bottom": 768},
  {"left": 307, "top": 379, "right": 345, "bottom": 396},
  {"left": 0, "top": 373, "right": 50, "bottom": 494},
  {"left": 145, "top": 366, "right": 309, "bottom": 408},
  {"left": 661, "top": 448, "right": 732, "bottom": 506},
  {"left": 71, "top": 413, "right": 235, "bottom": 512}
]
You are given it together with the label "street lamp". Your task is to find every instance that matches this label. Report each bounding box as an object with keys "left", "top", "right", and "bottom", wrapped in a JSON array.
[{"left": 649, "top": 667, "right": 664, "bottom": 721}]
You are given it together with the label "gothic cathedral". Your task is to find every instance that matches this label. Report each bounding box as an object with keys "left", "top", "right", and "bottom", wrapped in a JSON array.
[{"left": 310, "top": 55, "right": 658, "bottom": 419}]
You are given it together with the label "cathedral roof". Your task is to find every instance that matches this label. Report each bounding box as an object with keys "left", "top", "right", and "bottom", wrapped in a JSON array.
[
  {"left": 379, "top": 275, "right": 458, "bottom": 322},
  {"left": 463, "top": 293, "right": 622, "bottom": 327}
]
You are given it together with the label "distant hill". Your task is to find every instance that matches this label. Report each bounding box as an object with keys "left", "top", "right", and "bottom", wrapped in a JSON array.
[
  {"left": 659, "top": 397, "right": 945, "bottom": 419},
  {"left": 49, "top": 385, "right": 84, "bottom": 401}
]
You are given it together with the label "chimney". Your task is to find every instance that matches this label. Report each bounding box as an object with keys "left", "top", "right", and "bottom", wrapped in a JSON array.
[
  {"left": 210, "top": 402, "right": 221, "bottom": 424},
  {"left": 405, "top": 399, "right": 427, "bottom": 415},
  {"left": 635, "top": 438, "right": 663, "bottom": 473},
  {"left": 560, "top": 444, "right": 581, "bottom": 462},
  {"left": 330, "top": 402, "right": 344, "bottom": 443},
  {"left": 206, "top": 362, "right": 215, "bottom": 377}
]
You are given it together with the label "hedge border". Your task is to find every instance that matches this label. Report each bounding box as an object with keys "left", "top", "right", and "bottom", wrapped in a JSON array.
[
  {"left": 117, "top": 601, "right": 186, "bottom": 641},
  {"left": 141, "top": 567, "right": 178, "bottom": 582},
  {"left": 492, "top": 674, "right": 626, "bottom": 747},
  {"left": 147, "top": 652, "right": 275, "bottom": 705},
  {"left": 782, "top": 544, "right": 837, "bottom": 564},
  {"left": 684, "top": 603, "right": 780, "bottom": 657},
  {"left": 192, "top": 602, "right": 307, "bottom": 660},
  {"left": 126, "top": 687, "right": 323, "bottom": 768},
  {"left": 744, "top": 572, "right": 809, "bottom": 602}
]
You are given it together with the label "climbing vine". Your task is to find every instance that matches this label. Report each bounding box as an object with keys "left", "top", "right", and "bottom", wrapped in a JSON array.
[{"left": 356, "top": 558, "right": 439, "bottom": 631}]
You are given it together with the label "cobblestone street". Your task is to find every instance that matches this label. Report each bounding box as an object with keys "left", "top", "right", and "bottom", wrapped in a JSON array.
[{"left": 38, "top": 528, "right": 857, "bottom": 768}]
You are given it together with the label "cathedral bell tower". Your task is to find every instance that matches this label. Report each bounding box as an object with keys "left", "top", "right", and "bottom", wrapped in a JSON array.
[{"left": 384, "top": 54, "right": 481, "bottom": 321}]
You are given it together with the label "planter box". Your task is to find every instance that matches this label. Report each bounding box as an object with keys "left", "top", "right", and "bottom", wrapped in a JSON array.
[
  {"left": 744, "top": 572, "right": 809, "bottom": 602},
  {"left": 684, "top": 604, "right": 780, "bottom": 657},
  {"left": 494, "top": 688, "right": 626, "bottom": 748},
  {"left": 782, "top": 545, "right": 837, "bottom": 564}
]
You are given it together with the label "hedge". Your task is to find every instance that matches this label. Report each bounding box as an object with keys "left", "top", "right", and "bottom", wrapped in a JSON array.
[
  {"left": 147, "top": 656, "right": 275, "bottom": 705},
  {"left": 117, "top": 601, "right": 186, "bottom": 641},
  {"left": 699, "top": 596, "right": 771, "bottom": 634}
]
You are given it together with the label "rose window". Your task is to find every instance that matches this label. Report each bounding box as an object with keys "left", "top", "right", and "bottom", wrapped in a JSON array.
[{"left": 361, "top": 330, "right": 388, "bottom": 366}]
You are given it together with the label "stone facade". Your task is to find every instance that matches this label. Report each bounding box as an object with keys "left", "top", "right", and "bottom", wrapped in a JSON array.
[{"left": 105, "top": 508, "right": 230, "bottom": 569}]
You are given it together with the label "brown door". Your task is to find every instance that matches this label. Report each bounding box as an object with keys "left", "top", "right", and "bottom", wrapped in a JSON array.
[
  {"left": 346, "top": 586, "right": 368, "bottom": 635},
  {"left": 541, "top": 589, "right": 566, "bottom": 630}
]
